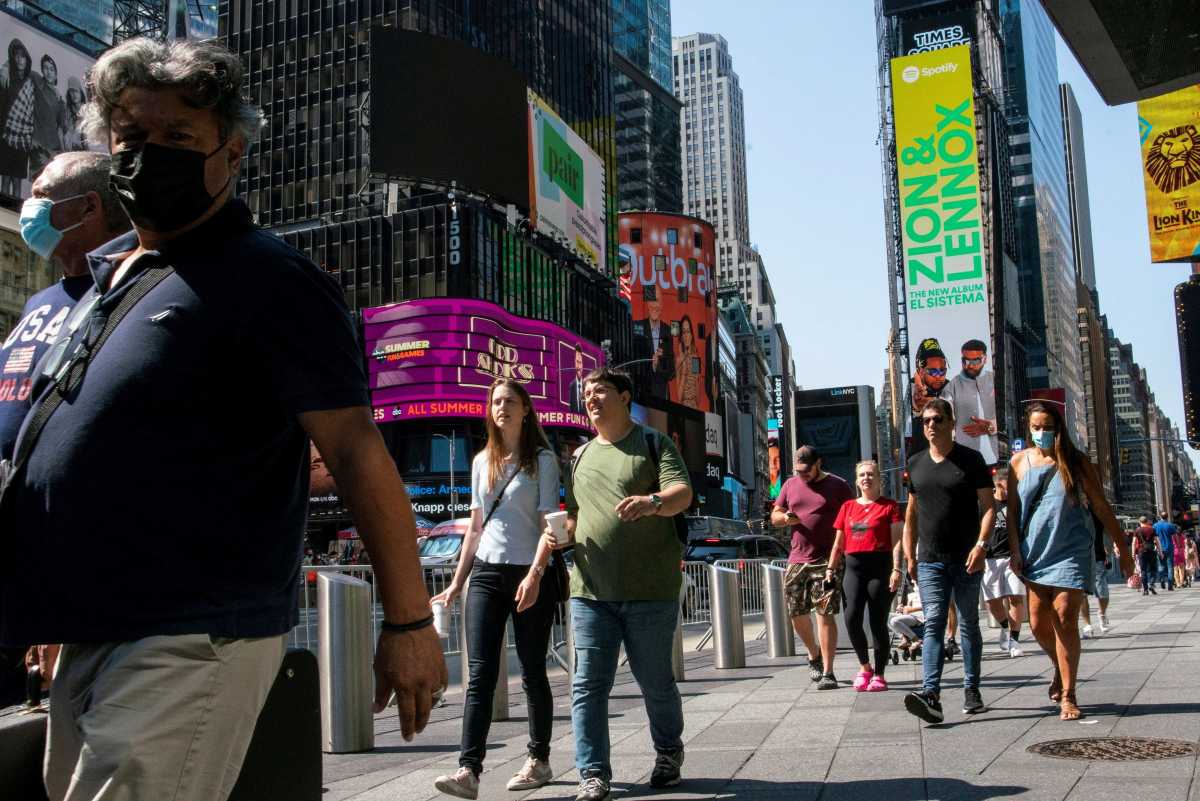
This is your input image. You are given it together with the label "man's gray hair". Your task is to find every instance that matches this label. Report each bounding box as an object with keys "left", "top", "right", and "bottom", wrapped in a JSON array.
[
  {"left": 80, "top": 38, "right": 262, "bottom": 146},
  {"left": 38, "top": 151, "right": 129, "bottom": 233}
]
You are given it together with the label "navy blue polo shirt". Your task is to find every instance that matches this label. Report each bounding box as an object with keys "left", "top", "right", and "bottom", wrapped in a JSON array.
[
  {"left": 0, "top": 200, "right": 368, "bottom": 645},
  {"left": 0, "top": 274, "right": 94, "bottom": 460}
]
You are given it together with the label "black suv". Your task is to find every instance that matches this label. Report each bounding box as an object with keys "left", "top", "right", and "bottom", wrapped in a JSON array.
[{"left": 684, "top": 535, "right": 788, "bottom": 564}]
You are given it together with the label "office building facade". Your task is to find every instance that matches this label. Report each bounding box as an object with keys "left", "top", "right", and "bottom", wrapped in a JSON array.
[
  {"left": 612, "top": 0, "right": 682, "bottom": 212},
  {"left": 673, "top": 33, "right": 755, "bottom": 287}
]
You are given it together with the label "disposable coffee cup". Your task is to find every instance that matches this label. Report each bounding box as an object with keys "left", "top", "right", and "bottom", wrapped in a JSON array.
[
  {"left": 545, "top": 511, "right": 570, "bottom": 546},
  {"left": 431, "top": 600, "right": 450, "bottom": 637}
]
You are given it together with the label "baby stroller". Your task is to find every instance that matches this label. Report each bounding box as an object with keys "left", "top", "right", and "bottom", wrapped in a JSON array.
[{"left": 889, "top": 573, "right": 925, "bottom": 664}]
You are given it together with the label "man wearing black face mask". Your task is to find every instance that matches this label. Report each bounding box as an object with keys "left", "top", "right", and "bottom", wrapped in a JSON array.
[{"left": 0, "top": 39, "right": 446, "bottom": 801}]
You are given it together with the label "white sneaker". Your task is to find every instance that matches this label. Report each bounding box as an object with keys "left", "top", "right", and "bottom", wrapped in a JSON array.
[
  {"left": 434, "top": 767, "right": 479, "bottom": 799},
  {"left": 1081, "top": 624, "right": 1094, "bottom": 639},
  {"left": 507, "top": 756, "right": 553, "bottom": 791},
  {"left": 1008, "top": 642, "right": 1023, "bottom": 657},
  {"left": 997, "top": 630, "right": 1010, "bottom": 653},
  {"left": 1100, "top": 615, "right": 1111, "bottom": 632}
]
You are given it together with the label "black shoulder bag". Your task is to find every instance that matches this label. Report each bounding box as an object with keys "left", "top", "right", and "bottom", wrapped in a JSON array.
[{"left": 0, "top": 266, "right": 175, "bottom": 521}]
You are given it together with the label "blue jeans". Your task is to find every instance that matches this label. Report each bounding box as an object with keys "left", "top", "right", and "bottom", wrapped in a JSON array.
[
  {"left": 1159, "top": 550, "right": 1175, "bottom": 588},
  {"left": 570, "top": 598, "right": 684, "bottom": 780},
  {"left": 917, "top": 562, "right": 984, "bottom": 695}
]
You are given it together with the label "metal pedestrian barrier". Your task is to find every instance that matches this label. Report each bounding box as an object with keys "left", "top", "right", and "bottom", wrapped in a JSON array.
[
  {"left": 761, "top": 564, "right": 795, "bottom": 658},
  {"left": 709, "top": 564, "right": 745, "bottom": 668},
  {"left": 459, "top": 578, "right": 509, "bottom": 721},
  {"left": 317, "top": 573, "right": 375, "bottom": 753}
]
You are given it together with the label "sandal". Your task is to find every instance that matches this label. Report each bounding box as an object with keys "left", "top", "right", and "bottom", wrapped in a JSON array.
[
  {"left": 1048, "top": 672, "right": 1062, "bottom": 704},
  {"left": 1059, "top": 691, "right": 1082, "bottom": 721}
]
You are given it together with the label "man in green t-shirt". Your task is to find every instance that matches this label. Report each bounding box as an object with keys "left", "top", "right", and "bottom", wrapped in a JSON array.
[{"left": 559, "top": 367, "right": 692, "bottom": 801}]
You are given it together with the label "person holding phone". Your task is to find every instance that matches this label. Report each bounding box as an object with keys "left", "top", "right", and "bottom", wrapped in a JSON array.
[
  {"left": 770, "top": 445, "right": 855, "bottom": 690},
  {"left": 430, "top": 379, "right": 561, "bottom": 798}
]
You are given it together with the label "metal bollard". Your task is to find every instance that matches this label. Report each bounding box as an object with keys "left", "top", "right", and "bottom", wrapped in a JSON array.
[
  {"left": 458, "top": 579, "right": 509, "bottom": 721},
  {"left": 317, "top": 573, "right": 375, "bottom": 753},
  {"left": 709, "top": 564, "right": 745, "bottom": 668},
  {"left": 671, "top": 614, "right": 685, "bottom": 681},
  {"left": 761, "top": 564, "right": 795, "bottom": 658}
]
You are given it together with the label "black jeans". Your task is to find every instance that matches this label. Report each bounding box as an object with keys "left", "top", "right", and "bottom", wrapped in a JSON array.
[
  {"left": 460, "top": 559, "right": 559, "bottom": 774},
  {"left": 843, "top": 552, "right": 894, "bottom": 675}
]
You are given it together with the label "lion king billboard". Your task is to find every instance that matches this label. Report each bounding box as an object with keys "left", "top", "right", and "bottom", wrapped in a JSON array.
[{"left": 1138, "top": 83, "right": 1200, "bottom": 263}]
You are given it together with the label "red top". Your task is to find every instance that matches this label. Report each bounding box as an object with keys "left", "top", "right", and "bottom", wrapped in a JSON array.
[{"left": 834, "top": 497, "right": 902, "bottom": 554}]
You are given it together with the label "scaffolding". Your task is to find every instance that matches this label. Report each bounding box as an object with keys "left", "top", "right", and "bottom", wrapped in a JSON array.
[{"left": 113, "top": 0, "right": 166, "bottom": 42}]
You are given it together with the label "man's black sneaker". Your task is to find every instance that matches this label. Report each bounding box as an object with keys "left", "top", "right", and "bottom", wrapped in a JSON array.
[
  {"left": 904, "top": 690, "right": 944, "bottom": 723},
  {"left": 1149, "top": 586, "right": 1158, "bottom": 595},
  {"left": 649, "top": 748, "right": 684, "bottom": 788},
  {"left": 963, "top": 687, "right": 986, "bottom": 714},
  {"left": 816, "top": 673, "right": 839, "bottom": 690},
  {"left": 808, "top": 655, "right": 823, "bottom": 682},
  {"left": 944, "top": 639, "right": 959, "bottom": 661}
]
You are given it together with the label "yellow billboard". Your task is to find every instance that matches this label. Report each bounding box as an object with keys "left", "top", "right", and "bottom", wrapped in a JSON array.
[
  {"left": 890, "top": 44, "right": 998, "bottom": 462},
  {"left": 1138, "top": 83, "right": 1200, "bottom": 263}
]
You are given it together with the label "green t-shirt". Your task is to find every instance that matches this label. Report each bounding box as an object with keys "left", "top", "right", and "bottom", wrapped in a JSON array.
[{"left": 566, "top": 424, "right": 691, "bottom": 601}]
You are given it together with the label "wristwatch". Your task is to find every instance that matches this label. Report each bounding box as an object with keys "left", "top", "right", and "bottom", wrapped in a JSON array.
[{"left": 649, "top": 493, "right": 664, "bottom": 513}]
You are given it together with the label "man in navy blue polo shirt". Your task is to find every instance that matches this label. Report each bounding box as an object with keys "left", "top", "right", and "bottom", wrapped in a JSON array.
[{"left": 0, "top": 38, "right": 446, "bottom": 801}]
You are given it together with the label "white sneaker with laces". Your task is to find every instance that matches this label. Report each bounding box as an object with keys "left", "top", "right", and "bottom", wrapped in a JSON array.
[
  {"left": 1100, "top": 615, "right": 1111, "bottom": 632},
  {"left": 507, "top": 756, "right": 552, "bottom": 791},
  {"left": 434, "top": 767, "right": 479, "bottom": 800},
  {"left": 997, "top": 630, "right": 1010, "bottom": 653},
  {"left": 1081, "top": 624, "right": 1094, "bottom": 639},
  {"left": 1008, "top": 642, "right": 1023, "bottom": 657}
]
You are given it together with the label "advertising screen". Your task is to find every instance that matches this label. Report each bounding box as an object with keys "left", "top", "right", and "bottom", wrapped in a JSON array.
[
  {"left": 0, "top": 14, "right": 96, "bottom": 200},
  {"left": 631, "top": 400, "right": 713, "bottom": 488},
  {"left": 528, "top": 90, "right": 606, "bottom": 271},
  {"left": 898, "top": 11, "right": 974, "bottom": 56},
  {"left": 363, "top": 298, "right": 603, "bottom": 432},
  {"left": 368, "top": 27, "right": 529, "bottom": 208},
  {"left": 617, "top": 212, "right": 717, "bottom": 413},
  {"left": 890, "top": 44, "right": 998, "bottom": 463},
  {"left": 1137, "top": 83, "right": 1200, "bottom": 262}
]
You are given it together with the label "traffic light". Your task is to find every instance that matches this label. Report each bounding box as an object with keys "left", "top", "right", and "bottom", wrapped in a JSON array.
[{"left": 1175, "top": 275, "right": 1200, "bottom": 449}]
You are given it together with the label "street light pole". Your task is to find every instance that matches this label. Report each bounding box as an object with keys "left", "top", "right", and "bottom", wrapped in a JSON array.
[{"left": 432, "top": 432, "right": 457, "bottom": 517}]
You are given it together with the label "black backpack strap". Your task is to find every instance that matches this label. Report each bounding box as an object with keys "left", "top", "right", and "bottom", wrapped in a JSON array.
[{"left": 642, "top": 427, "right": 688, "bottom": 545}]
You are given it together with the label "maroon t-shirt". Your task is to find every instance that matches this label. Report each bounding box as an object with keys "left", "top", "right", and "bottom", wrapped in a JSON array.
[{"left": 775, "top": 473, "right": 855, "bottom": 564}]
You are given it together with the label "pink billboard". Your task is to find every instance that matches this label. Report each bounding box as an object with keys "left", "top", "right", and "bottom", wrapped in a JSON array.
[{"left": 363, "top": 299, "right": 603, "bottom": 431}]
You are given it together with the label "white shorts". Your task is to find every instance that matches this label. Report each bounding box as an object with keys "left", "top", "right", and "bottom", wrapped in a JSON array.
[{"left": 982, "top": 557, "right": 1025, "bottom": 601}]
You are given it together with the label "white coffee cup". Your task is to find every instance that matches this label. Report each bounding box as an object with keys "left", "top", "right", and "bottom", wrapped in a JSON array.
[
  {"left": 431, "top": 600, "right": 450, "bottom": 637},
  {"left": 545, "top": 511, "right": 570, "bottom": 545}
]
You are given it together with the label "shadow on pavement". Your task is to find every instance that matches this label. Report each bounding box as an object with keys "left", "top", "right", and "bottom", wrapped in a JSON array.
[{"left": 610, "top": 776, "right": 1027, "bottom": 800}]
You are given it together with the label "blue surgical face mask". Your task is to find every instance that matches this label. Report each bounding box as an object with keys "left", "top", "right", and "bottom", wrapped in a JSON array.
[
  {"left": 19, "top": 194, "right": 86, "bottom": 260},
  {"left": 1031, "top": 429, "right": 1056, "bottom": 450}
]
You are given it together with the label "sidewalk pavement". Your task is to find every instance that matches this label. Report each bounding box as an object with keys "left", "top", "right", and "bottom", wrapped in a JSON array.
[{"left": 325, "top": 585, "right": 1200, "bottom": 801}]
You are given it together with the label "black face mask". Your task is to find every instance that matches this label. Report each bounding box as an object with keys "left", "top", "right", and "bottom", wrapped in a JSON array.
[{"left": 109, "top": 140, "right": 230, "bottom": 233}]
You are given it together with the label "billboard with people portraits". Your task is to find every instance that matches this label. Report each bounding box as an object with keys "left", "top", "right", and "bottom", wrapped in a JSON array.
[
  {"left": 617, "top": 211, "right": 717, "bottom": 414},
  {"left": 529, "top": 90, "right": 606, "bottom": 271},
  {"left": 0, "top": 15, "right": 96, "bottom": 201},
  {"left": 890, "top": 44, "right": 998, "bottom": 463},
  {"left": 1137, "top": 83, "right": 1200, "bottom": 263},
  {"left": 363, "top": 298, "right": 603, "bottom": 432}
]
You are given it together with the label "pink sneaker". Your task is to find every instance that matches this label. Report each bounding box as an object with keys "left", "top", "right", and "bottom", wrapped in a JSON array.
[
  {"left": 852, "top": 669, "right": 873, "bottom": 691},
  {"left": 866, "top": 675, "right": 889, "bottom": 692}
]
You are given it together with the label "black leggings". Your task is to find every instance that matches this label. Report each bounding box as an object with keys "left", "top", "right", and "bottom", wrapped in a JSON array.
[
  {"left": 460, "top": 559, "right": 559, "bottom": 774},
  {"left": 843, "top": 551, "right": 895, "bottom": 675}
]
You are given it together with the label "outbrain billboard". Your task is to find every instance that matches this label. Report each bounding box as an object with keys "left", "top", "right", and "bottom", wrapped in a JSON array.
[
  {"left": 1137, "top": 83, "right": 1200, "bottom": 263},
  {"left": 363, "top": 298, "right": 603, "bottom": 432},
  {"left": 891, "top": 44, "right": 998, "bottom": 463},
  {"left": 529, "top": 90, "right": 606, "bottom": 271},
  {"left": 617, "top": 212, "right": 717, "bottom": 414},
  {"left": 0, "top": 15, "right": 96, "bottom": 200}
]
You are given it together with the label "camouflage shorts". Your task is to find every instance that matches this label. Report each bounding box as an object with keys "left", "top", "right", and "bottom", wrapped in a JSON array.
[{"left": 784, "top": 561, "right": 842, "bottom": 617}]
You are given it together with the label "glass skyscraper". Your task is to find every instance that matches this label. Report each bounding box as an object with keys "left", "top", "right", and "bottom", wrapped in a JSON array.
[
  {"left": 1001, "top": 0, "right": 1087, "bottom": 445},
  {"left": 612, "top": 0, "right": 681, "bottom": 212}
]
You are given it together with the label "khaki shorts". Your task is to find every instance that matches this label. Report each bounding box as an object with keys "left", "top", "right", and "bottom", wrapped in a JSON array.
[{"left": 784, "top": 561, "right": 842, "bottom": 617}]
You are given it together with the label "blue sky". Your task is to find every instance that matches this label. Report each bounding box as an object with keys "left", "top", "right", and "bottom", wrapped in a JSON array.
[{"left": 669, "top": 1, "right": 1197, "bottom": 471}]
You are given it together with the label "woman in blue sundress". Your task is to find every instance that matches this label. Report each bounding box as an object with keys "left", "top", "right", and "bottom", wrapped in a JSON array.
[{"left": 1006, "top": 401, "right": 1134, "bottom": 721}]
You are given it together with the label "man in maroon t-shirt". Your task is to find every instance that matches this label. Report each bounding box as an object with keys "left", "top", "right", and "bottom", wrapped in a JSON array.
[{"left": 769, "top": 445, "right": 855, "bottom": 689}]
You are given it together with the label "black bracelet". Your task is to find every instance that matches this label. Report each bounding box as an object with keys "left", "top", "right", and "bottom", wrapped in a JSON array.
[{"left": 381, "top": 615, "right": 434, "bottom": 633}]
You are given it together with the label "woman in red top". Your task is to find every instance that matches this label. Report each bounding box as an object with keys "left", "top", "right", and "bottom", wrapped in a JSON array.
[{"left": 828, "top": 460, "right": 903, "bottom": 692}]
